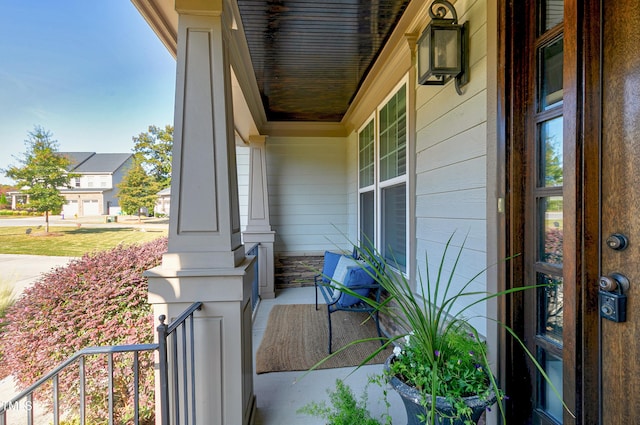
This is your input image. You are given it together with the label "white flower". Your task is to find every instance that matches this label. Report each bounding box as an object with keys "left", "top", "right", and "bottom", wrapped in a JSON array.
[
  {"left": 404, "top": 334, "right": 411, "bottom": 344},
  {"left": 393, "top": 346, "right": 402, "bottom": 357}
]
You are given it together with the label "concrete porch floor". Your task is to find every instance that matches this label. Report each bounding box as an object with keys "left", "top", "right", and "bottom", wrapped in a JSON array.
[{"left": 252, "top": 286, "right": 407, "bottom": 425}]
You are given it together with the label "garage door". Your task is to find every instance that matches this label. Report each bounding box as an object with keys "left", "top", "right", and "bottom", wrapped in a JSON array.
[
  {"left": 62, "top": 200, "right": 78, "bottom": 218},
  {"left": 82, "top": 200, "right": 100, "bottom": 216}
]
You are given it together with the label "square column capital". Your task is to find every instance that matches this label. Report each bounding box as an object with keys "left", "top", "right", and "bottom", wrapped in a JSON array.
[{"left": 176, "top": 0, "right": 222, "bottom": 15}]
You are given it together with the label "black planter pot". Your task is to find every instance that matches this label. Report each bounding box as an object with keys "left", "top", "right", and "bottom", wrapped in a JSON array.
[{"left": 384, "top": 355, "right": 497, "bottom": 425}]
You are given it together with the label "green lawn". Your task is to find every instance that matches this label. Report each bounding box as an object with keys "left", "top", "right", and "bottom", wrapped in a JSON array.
[{"left": 0, "top": 226, "right": 167, "bottom": 256}]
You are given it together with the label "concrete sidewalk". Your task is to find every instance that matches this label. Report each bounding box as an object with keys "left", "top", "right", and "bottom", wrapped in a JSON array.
[
  {"left": 0, "top": 254, "right": 76, "bottom": 297},
  {"left": 0, "top": 254, "right": 76, "bottom": 424}
]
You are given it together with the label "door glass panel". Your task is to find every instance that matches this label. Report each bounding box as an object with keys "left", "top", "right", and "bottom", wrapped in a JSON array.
[
  {"left": 539, "top": 350, "right": 564, "bottom": 422},
  {"left": 538, "top": 273, "right": 564, "bottom": 343},
  {"left": 539, "top": 38, "right": 564, "bottom": 111},
  {"left": 532, "top": 20, "right": 564, "bottom": 423},
  {"left": 538, "top": 196, "right": 563, "bottom": 264},
  {"left": 540, "top": 0, "right": 564, "bottom": 32},
  {"left": 539, "top": 117, "right": 564, "bottom": 187}
]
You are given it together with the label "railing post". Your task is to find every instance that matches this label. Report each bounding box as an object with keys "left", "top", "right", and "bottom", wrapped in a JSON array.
[
  {"left": 79, "top": 357, "right": 86, "bottom": 425},
  {"left": 52, "top": 375, "right": 60, "bottom": 425},
  {"left": 157, "top": 315, "right": 170, "bottom": 425}
]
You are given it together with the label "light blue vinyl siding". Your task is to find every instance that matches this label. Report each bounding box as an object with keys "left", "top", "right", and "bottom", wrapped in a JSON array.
[{"left": 267, "top": 136, "right": 350, "bottom": 255}]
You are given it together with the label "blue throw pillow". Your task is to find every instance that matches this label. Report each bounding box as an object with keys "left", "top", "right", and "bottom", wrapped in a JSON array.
[
  {"left": 321, "top": 251, "right": 343, "bottom": 283},
  {"left": 336, "top": 266, "right": 375, "bottom": 307}
]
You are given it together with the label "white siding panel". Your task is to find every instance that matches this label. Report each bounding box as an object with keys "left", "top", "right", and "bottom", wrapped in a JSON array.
[
  {"left": 415, "top": 218, "right": 486, "bottom": 252},
  {"left": 416, "top": 156, "right": 486, "bottom": 195},
  {"left": 416, "top": 188, "right": 486, "bottom": 220},
  {"left": 416, "top": 90, "right": 487, "bottom": 152},
  {"left": 416, "top": 123, "right": 487, "bottom": 174},
  {"left": 267, "top": 136, "right": 349, "bottom": 255}
]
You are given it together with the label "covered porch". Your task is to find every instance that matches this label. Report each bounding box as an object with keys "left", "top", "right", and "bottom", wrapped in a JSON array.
[{"left": 252, "top": 285, "right": 407, "bottom": 424}]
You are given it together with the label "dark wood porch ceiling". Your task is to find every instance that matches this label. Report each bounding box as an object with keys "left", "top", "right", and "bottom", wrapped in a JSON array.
[{"left": 237, "top": 0, "right": 411, "bottom": 122}]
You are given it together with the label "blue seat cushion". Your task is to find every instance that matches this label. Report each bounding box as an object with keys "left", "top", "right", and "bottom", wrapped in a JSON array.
[{"left": 336, "top": 265, "right": 375, "bottom": 308}]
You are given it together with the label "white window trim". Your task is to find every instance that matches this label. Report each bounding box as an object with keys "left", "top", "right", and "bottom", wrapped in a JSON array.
[{"left": 357, "top": 75, "right": 410, "bottom": 274}]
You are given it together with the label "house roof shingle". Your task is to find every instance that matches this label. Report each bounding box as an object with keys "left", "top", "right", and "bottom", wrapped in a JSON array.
[{"left": 60, "top": 152, "right": 132, "bottom": 174}]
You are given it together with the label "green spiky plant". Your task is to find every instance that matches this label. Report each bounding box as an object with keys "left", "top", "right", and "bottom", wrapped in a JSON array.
[{"left": 314, "top": 232, "right": 573, "bottom": 425}]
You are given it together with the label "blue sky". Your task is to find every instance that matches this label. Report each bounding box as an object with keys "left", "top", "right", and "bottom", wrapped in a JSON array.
[{"left": 0, "top": 1, "right": 176, "bottom": 184}]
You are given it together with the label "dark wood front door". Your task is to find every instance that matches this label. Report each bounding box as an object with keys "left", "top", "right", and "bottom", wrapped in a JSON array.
[
  {"left": 599, "top": 1, "right": 640, "bottom": 423},
  {"left": 500, "top": 0, "right": 640, "bottom": 423}
]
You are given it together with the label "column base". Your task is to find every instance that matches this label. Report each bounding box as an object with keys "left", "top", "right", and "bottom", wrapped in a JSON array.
[
  {"left": 146, "top": 256, "right": 256, "bottom": 425},
  {"left": 243, "top": 230, "right": 276, "bottom": 299}
]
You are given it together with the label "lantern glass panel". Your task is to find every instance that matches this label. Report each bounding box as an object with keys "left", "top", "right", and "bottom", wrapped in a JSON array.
[
  {"left": 433, "top": 27, "right": 460, "bottom": 71},
  {"left": 417, "top": 29, "right": 431, "bottom": 80}
]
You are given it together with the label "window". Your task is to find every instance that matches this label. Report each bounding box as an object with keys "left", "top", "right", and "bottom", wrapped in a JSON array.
[
  {"left": 359, "top": 120, "right": 376, "bottom": 253},
  {"left": 358, "top": 81, "right": 408, "bottom": 271}
]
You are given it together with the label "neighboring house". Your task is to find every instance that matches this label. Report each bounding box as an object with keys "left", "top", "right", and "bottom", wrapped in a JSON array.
[
  {"left": 154, "top": 187, "right": 170, "bottom": 216},
  {"left": 8, "top": 152, "right": 133, "bottom": 217},
  {"left": 8, "top": 191, "right": 28, "bottom": 210},
  {"left": 60, "top": 152, "right": 133, "bottom": 217}
]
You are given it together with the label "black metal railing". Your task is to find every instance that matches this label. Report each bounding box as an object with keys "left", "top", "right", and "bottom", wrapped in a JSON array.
[
  {"left": 0, "top": 344, "right": 157, "bottom": 425},
  {"left": 246, "top": 243, "right": 260, "bottom": 311},
  {"left": 0, "top": 301, "right": 203, "bottom": 425},
  {"left": 156, "top": 301, "right": 202, "bottom": 425}
]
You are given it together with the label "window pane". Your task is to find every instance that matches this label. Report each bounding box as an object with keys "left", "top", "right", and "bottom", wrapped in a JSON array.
[
  {"left": 360, "top": 191, "right": 375, "bottom": 252},
  {"left": 538, "top": 196, "right": 563, "bottom": 264},
  {"left": 380, "top": 85, "right": 407, "bottom": 181},
  {"left": 382, "top": 184, "right": 406, "bottom": 271},
  {"left": 538, "top": 117, "right": 563, "bottom": 187},
  {"left": 538, "top": 273, "right": 563, "bottom": 344},
  {"left": 359, "top": 120, "right": 375, "bottom": 188}
]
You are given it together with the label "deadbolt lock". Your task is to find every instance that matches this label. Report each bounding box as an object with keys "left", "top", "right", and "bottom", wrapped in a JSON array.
[
  {"left": 606, "top": 233, "right": 629, "bottom": 251},
  {"left": 599, "top": 273, "right": 629, "bottom": 323}
]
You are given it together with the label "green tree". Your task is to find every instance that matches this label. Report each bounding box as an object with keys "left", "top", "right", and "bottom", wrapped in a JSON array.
[
  {"left": 132, "top": 125, "right": 173, "bottom": 188},
  {"left": 4, "top": 127, "right": 76, "bottom": 232},
  {"left": 544, "top": 136, "right": 563, "bottom": 186},
  {"left": 116, "top": 160, "right": 161, "bottom": 221}
]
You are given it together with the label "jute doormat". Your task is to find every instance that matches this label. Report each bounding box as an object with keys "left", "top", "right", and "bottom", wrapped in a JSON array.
[{"left": 255, "top": 304, "right": 392, "bottom": 374}]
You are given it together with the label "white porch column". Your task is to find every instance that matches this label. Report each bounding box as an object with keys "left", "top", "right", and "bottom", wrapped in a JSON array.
[
  {"left": 145, "top": 1, "right": 256, "bottom": 424},
  {"left": 242, "top": 135, "right": 276, "bottom": 299}
]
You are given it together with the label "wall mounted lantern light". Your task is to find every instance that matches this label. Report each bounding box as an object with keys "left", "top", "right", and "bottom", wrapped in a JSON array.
[{"left": 417, "top": 0, "right": 469, "bottom": 94}]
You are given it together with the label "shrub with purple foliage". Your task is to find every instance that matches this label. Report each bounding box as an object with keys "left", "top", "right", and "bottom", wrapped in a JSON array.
[{"left": 0, "top": 238, "right": 167, "bottom": 424}]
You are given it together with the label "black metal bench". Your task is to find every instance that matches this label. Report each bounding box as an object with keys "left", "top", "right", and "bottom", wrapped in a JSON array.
[{"left": 314, "top": 250, "right": 383, "bottom": 353}]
